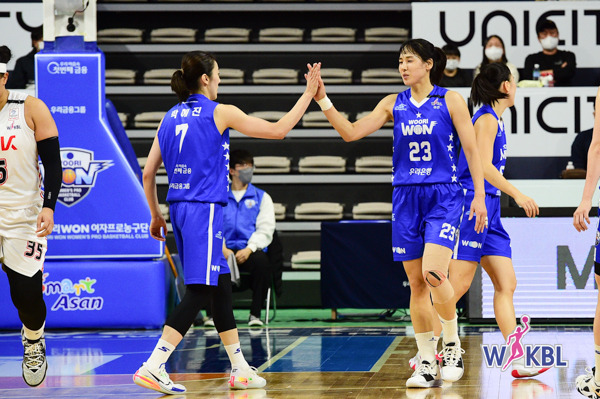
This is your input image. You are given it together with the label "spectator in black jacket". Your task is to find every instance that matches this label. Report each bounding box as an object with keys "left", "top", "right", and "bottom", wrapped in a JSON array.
[
  {"left": 6, "top": 27, "right": 43, "bottom": 89},
  {"left": 439, "top": 44, "right": 472, "bottom": 88},
  {"left": 523, "top": 19, "right": 576, "bottom": 86},
  {"left": 571, "top": 101, "right": 595, "bottom": 170}
]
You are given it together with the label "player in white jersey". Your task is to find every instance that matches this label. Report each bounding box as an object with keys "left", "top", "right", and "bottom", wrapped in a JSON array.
[
  {"left": 135, "top": 51, "right": 320, "bottom": 395},
  {"left": 574, "top": 86, "right": 600, "bottom": 398},
  {"left": 0, "top": 46, "right": 62, "bottom": 387},
  {"left": 311, "top": 39, "right": 487, "bottom": 388}
]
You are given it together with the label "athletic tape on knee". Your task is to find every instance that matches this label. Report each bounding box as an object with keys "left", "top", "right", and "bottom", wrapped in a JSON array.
[{"left": 424, "top": 269, "right": 447, "bottom": 288}]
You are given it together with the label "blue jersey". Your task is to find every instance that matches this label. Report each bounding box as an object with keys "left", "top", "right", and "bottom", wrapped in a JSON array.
[
  {"left": 158, "top": 94, "right": 230, "bottom": 204},
  {"left": 392, "top": 85, "right": 460, "bottom": 186},
  {"left": 457, "top": 104, "right": 507, "bottom": 196}
]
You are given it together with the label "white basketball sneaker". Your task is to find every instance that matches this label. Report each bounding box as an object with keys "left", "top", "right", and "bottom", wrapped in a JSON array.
[
  {"left": 133, "top": 362, "right": 186, "bottom": 394},
  {"left": 576, "top": 367, "right": 600, "bottom": 399},
  {"left": 439, "top": 342, "right": 465, "bottom": 382},
  {"left": 406, "top": 360, "right": 442, "bottom": 388},
  {"left": 229, "top": 366, "right": 267, "bottom": 390}
]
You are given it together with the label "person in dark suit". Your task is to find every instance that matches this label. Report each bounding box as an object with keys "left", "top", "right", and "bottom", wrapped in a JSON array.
[{"left": 7, "top": 27, "right": 43, "bottom": 89}]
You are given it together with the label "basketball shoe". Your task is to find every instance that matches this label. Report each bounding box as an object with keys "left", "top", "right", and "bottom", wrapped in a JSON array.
[
  {"left": 406, "top": 360, "right": 442, "bottom": 388},
  {"left": 439, "top": 342, "right": 465, "bottom": 382},
  {"left": 511, "top": 359, "right": 551, "bottom": 378},
  {"left": 229, "top": 366, "right": 267, "bottom": 389},
  {"left": 21, "top": 329, "right": 47, "bottom": 387},
  {"left": 409, "top": 352, "right": 443, "bottom": 370},
  {"left": 133, "top": 362, "right": 186, "bottom": 394},
  {"left": 576, "top": 367, "right": 600, "bottom": 399}
]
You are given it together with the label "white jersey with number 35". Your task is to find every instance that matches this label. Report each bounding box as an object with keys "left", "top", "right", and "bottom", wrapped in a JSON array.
[{"left": 0, "top": 91, "right": 43, "bottom": 209}]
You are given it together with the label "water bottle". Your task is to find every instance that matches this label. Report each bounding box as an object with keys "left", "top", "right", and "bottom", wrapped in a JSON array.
[
  {"left": 566, "top": 161, "right": 575, "bottom": 170},
  {"left": 533, "top": 64, "right": 541, "bottom": 81}
]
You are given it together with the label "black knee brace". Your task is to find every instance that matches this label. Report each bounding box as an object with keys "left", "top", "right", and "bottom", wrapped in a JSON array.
[
  {"left": 3, "top": 266, "right": 46, "bottom": 330},
  {"left": 166, "top": 283, "right": 212, "bottom": 336},
  {"left": 211, "top": 273, "right": 237, "bottom": 333}
]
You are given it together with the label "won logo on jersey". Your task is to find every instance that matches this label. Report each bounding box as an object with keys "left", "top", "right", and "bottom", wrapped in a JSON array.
[
  {"left": 40, "top": 148, "right": 113, "bottom": 207},
  {"left": 401, "top": 120, "right": 438, "bottom": 136}
]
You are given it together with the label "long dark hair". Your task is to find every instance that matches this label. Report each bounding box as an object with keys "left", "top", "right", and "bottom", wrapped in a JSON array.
[
  {"left": 0, "top": 46, "right": 12, "bottom": 77},
  {"left": 470, "top": 63, "right": 511, "bottom": 107},
  {"left": 171, "top": 51, "right": 216, "bottom": 102},
  {"left": 399, "top": 39, "right": 446, "bottom": 86},
  {"left": 481, "top": 35, "right": 508, "bottom": 66}
]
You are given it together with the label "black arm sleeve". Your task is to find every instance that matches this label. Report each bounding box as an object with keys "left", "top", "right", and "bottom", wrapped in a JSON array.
[{"left": 37, "top": 136, "right": 62, "bottom": 210}]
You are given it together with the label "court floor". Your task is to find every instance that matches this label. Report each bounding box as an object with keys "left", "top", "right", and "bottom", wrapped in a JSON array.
[{"left": 0, "top": 325, "right": 593, "bottom": 398}]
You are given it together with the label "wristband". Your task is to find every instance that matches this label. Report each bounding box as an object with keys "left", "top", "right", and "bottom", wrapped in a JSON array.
[{"left": 316, "top": 96, "right": 333, "bottom": 111}]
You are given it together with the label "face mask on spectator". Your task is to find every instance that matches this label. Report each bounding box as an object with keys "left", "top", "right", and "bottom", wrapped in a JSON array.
[
  {"left": 540, "top": 36, "right": 559, "bottom": 51},
  {"left": 36, "top": 42, "right": 44, "bottom": 51},
  {"left": 484, "top": 46, "right": 503, "bottom": 62},
  {"left": 445, "top": 59, "right": 459, "bottom": 71},
  {"left": 238, "top": 167, "right": 254, "bottom": 185}
]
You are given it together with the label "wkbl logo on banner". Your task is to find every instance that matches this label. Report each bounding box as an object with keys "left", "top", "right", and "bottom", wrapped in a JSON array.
[{"left": 481, "top": 315, "right": 568, "bottom": 370}]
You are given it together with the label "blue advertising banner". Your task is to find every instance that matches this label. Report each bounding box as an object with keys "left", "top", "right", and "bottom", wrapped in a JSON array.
[
  {"left": 0, "top": 259, "right": 169, "bottom": 329},
  {"left": 36, "top": 52, "right": 162, "bottom": 259}
]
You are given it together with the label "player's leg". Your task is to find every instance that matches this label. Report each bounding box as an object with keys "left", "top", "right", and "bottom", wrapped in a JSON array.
[
  {"left": 480, "top": 256, "right": 516, "bottom": 338},
  {"left": 423, "top": 184, "right": 467, "bottom": 383},
  {"left": 2, "top": 223, "right": 48, "bottom": 388},
  {"left": 576, "top": 270, "right": 600, "bottom": 398},
  {"left": 3, "top": 262, "right": 47, "bottom": 387},
  {"left": 210, "top": 273, "right": 266, "bottom": 390},
  {"left": 404, "top": 257, "right": 442, "bottom": 388}
]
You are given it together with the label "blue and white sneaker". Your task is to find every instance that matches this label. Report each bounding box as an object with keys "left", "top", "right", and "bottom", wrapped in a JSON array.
[
  {"left": 133, "top": 362, "right": 186, "bottom": 395},
  {"left": 21, "top": 329, "right": 47, "bottom": 387}
]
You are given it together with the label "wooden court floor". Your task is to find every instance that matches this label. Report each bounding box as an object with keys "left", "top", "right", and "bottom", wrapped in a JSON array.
[{"left": 0, "top": 326, "right": 592, "bottom": 398}]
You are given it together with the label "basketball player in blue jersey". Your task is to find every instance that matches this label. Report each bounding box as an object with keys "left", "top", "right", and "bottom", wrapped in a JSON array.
[
  {"left": 432, "top": 63, "right": 547, "bottom": 379},
  {"left": 574, "top": 86, "right": 600, "bottom": 399},
  {"left": 134, "top": 51, "right": 321, "bottom": 395},
  {"left": 312, "top": 38, "right": 487, "bottom": 388}
]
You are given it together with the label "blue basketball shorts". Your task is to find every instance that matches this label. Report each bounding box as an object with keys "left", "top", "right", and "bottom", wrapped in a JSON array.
[
  {"left": 392, "top": 183, "right": 465, "bottom": 261},
  {"left": 455, "top": 190, "right": 511, "bottom": 261},
  {"left": 170, "top": 202, "right": 230, "bottom": 286},
  {"left": 595, "top": 207, "right": 600, "bottom": 264}
]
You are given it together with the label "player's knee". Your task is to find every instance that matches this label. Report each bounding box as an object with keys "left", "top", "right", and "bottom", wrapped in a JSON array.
[{"left": 423, "top": 269, "right": 447, "bottom": 288}]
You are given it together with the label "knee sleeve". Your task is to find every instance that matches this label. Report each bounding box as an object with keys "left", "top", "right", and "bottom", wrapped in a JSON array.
[
  {"left": 211, "top": 273, "right": 237, "bottom": 333},
  {"left": 166, "top": 283, "right": 212, "bottom": 336},
  {"left": 4, "top": 267, "right": 46, "bottom": 330},
  {"left": 595, "top": 262, "right": 600, "bottom": 276},
  {"left": 424, "top": 269, "right": 447, "bottom": 288}
]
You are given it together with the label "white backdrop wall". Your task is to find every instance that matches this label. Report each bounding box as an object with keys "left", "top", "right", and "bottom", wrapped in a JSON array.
[
  {"left": 412, "top": 1, "right": 600, "bottom": 69},
  {"left": 452, "top": 87, "right": 597, "bottom": 157},
  {"left": 0, "top": 2, "right": 43, "bottom": 70}
]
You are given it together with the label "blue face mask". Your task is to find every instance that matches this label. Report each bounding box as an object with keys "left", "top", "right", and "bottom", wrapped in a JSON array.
[{"left": 238, "top": 167, "right": 254, "bottom": 185}]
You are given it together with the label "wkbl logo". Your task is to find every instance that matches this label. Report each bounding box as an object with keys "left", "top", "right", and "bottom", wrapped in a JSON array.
[{"left": 481, "top": 315, "right": 568, "bottom": 370}]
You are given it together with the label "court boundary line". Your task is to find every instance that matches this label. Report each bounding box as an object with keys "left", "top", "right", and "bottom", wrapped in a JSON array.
[
  {"left": 369, "top": 336, "right": 403, "bottom": 372},
  {"left": 256, "top": 336, "right": 307, "bottom": 372}
]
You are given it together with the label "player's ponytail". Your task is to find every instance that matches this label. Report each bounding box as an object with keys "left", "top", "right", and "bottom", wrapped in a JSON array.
[
  {"left": 399, "top": 39, "right": 446, "bottom": 86},
  {"left": 430, "top": 46, "right": 447, "bottom": 86},
  {"left": 0, "top": 46, "right": 12, "bottom": 77},
  {"left": 171, "top": 51, "right": 217, "bottom": 103},
  {"left": 470, "top": 62, "right": 511, "bottom": 107}
]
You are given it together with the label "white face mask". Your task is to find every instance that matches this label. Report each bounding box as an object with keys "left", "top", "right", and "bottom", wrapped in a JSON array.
[
  {"left": 484, "top": 46, "right": 504, "bottom": 62},
  {"left": 445, "top": 59, "right": 459, "bottom": 71},
  {"left": 36, "top": 41, "right": 44, "bottom": 51},
  {"left": 540, "top": 36, "right": 559, "bottom": 51}
]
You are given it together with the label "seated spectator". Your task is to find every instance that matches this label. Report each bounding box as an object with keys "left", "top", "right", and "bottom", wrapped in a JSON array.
[
  {"left": 223, "top": 149, "right": 276, "bottom": 327},
  {"left": 439, "top": 44, "right": 472, "bottom": 88},
  {"left": 523, "top": 19, "right": 576, "bottom": 87},
  {"left": 474, "top": 35, "right": 519, "bottom": 83},
  {"left": 6, "top": 27, "right": 43, "bottom": 89}
]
